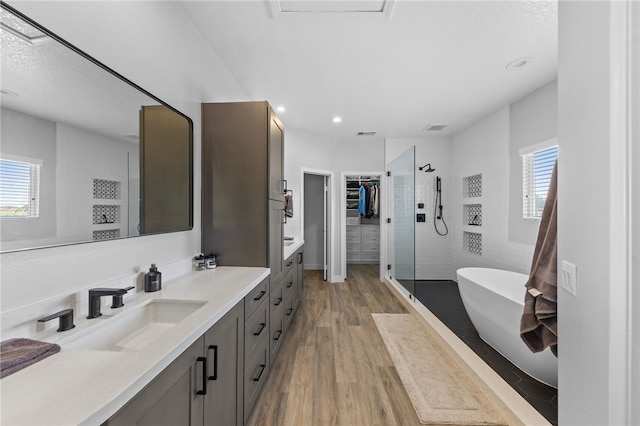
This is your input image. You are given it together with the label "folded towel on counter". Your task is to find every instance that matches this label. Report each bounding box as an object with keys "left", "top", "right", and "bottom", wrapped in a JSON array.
[
  {"left": 0, "top": 338, "right": 61, "bottom": 379},
  {"left": 285, "top": 194, "right": 294, "bottom": 218}
]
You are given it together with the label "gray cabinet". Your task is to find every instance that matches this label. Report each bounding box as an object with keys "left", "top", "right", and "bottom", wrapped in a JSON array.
[
  {"left": 204, "top": 302, "right": 244, "bottom": 426},
  {"left": 105, "top": 302, "right": 244, "bottom": 426},
  {"left": 201, "top": 101, "right": 285, "bottom": 280},
  {"left": 243, "top": 281, "right": 270, "bottom": 423},
  {"left": 295, "top": 248, "right": 304, "bottom": 306}
]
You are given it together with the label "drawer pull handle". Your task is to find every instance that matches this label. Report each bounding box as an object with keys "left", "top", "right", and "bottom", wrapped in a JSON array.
[
  {"left": 286, "top": 308, "right": 293, "bottom": 316},
  {"left": 286, "top": 281, "right": 293, "bottom": 288},
  {"left": 196, "top": 357, "right": 207, "bottom": 395},
  {"left": 208, "top": 345, "right": 218, "bottom": 380},
  {"left": 273, "top": 330, "right": 282, "bottom": 341},
  {"left": 253, "top": 290, "right": 266, "bottom": 301},
  {"left": 254, "top": 322, "right": 266, "bottom": 336},
  {"left": 252, "top": 364, "right": 266, "bottom": 382},
  {"left": 274, "top": 297, "right": 282, "bottom": 306}
]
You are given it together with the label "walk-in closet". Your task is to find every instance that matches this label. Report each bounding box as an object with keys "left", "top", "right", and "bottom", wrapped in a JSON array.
[{"left": 345, "top": 175, "right": 381, "bottom": 268}]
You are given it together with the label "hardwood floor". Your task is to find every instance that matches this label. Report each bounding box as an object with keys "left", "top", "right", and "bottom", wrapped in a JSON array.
[{"left": 247, "top": 264, "right": 423, "bottom": 426}]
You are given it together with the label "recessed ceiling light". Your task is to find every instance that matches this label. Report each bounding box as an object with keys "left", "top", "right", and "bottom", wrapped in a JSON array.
[
  {"left": 332, "top": 116, "right": 342, "bottom": 123},
  {"left": 276, "top": 106, "right": 286, "bottom": 113},
  {"left": 505, "top": 57, "right": 532, "bottom": 71}
]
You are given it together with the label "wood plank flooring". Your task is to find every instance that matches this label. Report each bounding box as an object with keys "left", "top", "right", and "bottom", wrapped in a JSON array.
[{"left": 246, "top": 264, "right": 423, "bottom": 426}]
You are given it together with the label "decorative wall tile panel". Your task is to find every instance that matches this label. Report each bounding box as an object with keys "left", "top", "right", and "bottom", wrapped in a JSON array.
[
  {"left": 93, "top": 205, "right": 120, "bottom": 224},
  {"left": 464, "top": 204, "right": 482, "bottom": 226},
  {"left": 463, "top": 174, "right": 482, "bottom": 198},
  {"left": 464, "top": 232, "right": 482, "bottom": 255},
  {"left": 93, "top": 229, "right": 120, "bottom": 241},
  {"left": 93, "top": 179, "right": 120, "bottom": 200}
]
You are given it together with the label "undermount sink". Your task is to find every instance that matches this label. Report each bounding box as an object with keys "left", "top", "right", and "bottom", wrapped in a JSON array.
[{"left": 61, "top": 299, "right": 207, "bottom": 352}]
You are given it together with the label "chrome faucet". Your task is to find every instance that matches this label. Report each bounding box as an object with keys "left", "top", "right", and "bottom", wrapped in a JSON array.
[{"left": 87, "top": 287, "right": 134, "bottom": 319}]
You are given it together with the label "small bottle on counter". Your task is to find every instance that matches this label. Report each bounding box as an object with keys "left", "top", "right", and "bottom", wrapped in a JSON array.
[
  {"left": 144, "top": 264, "right": 162, "bottom": 292},
  {"left": 206, "top": 255, "right": 217, "bottom": 269}
]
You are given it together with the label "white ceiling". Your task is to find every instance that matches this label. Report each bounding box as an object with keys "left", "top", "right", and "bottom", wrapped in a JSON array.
[{"left": 181, "top": 0, "right": 558, "bottom": 139}]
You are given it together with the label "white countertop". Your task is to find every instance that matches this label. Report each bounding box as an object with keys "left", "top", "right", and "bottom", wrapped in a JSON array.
[
  {"left": 283, "top": 236, "right": 304, "bottom": 260},
  {"left": 0, "top": 266, "right": 270, "bottom": 426}
]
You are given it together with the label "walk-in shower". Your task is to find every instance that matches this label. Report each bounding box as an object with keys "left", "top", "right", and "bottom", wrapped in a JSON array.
[{"left": 388, "top": 147, "right": 415, "bottom": 295}]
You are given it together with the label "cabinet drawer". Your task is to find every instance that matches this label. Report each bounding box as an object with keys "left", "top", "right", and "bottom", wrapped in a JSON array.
[
  {"left": 361, "top": 252, "right": 380, "bottom": 261},
  {"left": 244, "top": 339, "right": 269, "bottom": 423},
  {"left": 283, "top": 254, "right": 295, "bottom": 273},
  {"left": 270, "top": 279, "right": 284, "bottom": 316},
  {"left": 347, "top": 242, "right": 361, "bottom": 252},
  {"left": 244, "top": 277, "right": 268, "bottom": 321},
  {"left": 245, "top": 300, "right": 269, "bottom": 357},
  {"left": 361, "top": 225, "right": 379, "bottom": 236},
  {"left": 269, "top": 314, "right": 284, "bottom": 364},
  {"left": 282, "top": 289, "right": 295, "bottom": 333},
  {"left": 346, "top": 225, "right": 361, "bottom": 236},
  {"left": 362, "top": 241, "right": 379, "bottom": 252},
  {"left": 282, "top": 269, "right": 295, "bottom": 297},
  {"left": 346, "top": 217, "right": 360, "bottom": 226}
]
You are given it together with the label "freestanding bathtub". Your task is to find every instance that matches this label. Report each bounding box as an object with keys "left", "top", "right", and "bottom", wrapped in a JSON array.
[{"left": 456, "top": 267, "right": 558, "bottom": 388}]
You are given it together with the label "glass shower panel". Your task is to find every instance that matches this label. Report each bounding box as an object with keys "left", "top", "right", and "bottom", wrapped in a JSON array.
[{"left": 389, "top": 147, "right": 415, "bottom": 296}]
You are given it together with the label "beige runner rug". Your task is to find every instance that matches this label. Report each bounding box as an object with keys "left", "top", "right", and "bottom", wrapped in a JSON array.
[{"left": 372, "top": 313, "right": 507, "bottom": 425}]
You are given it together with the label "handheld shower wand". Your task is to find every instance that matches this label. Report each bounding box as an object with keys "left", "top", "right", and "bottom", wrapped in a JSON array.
[{"left": 434, "top": 176, "right": 448, "bottom": 236}]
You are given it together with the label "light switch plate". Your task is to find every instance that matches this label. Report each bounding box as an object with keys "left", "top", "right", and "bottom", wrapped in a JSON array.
[{"left": 561, "top": 261, "right": 577, "bottom": 296}]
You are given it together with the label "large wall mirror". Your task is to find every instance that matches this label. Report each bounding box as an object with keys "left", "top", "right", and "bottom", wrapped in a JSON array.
[{"left": 0, "top": 3, "right": 193, "bottom": 253}]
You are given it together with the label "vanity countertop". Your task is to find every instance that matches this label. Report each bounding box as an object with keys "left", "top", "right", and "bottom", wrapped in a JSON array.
[
  {"left": 283, "top": 236, "right": 304, "bottom": 260},
  {"left": 0, "top": 266, "right": 270, "bottom": 426}
]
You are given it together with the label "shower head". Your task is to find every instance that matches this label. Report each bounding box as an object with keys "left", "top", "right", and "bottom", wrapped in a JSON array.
[{"left": 418, "top": 163, "right": 436, "bottom": 172}]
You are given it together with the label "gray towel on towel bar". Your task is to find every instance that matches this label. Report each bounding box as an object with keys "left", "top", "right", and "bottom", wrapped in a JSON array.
[
  {"left": 285, "top": 194, "right": 293, "bottom": 218},
  {"left": 0, "top": 338, "right": 61, "bottom": 378},
  {"left": 520, "top": 161, "right": 558, "bottom": 357}
]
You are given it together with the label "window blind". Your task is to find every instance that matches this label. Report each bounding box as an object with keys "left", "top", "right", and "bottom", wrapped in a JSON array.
[
  {"left": 522, "top": 146, "right": 557, "bottom": 218},
  {"left": 0, "top": 158, "right": 41, "bottom": 217}
]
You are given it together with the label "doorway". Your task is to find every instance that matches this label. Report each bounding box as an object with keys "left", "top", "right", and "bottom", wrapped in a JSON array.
[{"left": 302, "top": 169, "right": 332, "bottom": 281}]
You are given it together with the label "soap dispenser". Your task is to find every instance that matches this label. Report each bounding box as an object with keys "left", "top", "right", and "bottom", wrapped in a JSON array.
[{"left": 144, "top": 264, "right": 162, "bottom": 292}]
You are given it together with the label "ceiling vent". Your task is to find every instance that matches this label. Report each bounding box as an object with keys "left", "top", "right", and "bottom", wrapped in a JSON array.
[
  {"left": 357, "top": 131, "right": 377, "bottom": 136},
  {"left": 269, "top": 0, "right": 397, "bottom": 19},
  {"left": 423, "top": 123, "right": 446, "bottom": 132},
  {"left": 0, "top": 10, "right": 51, "bottom": 46}
]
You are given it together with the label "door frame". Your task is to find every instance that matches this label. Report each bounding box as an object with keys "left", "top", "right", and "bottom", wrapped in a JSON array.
[
  {"left": 608, "top": 1, "right": 639, "bottom": 423},
  {"left": 300, "top": 167, "right": 334, "bottom": 281},
  {"left": 341, "top": 171, "right": 386, "bottom": 283}
]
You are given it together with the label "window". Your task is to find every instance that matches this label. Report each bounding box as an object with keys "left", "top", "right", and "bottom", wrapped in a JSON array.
[
  {"left": 521, "top": 141, "right": 558, "bottom": 219},
  {"left": 0, "top": 155, "right": 42, "bottom": 218}
]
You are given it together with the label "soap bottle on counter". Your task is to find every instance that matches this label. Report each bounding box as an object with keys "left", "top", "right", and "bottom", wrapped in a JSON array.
[{"left": 144, "top": 264, "right": 162, "bottom": 292}]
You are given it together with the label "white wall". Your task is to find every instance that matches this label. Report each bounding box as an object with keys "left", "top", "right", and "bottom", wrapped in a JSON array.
[
  {"left": 508, "top": 80, "right": 558, "bottom": 245},
  {"left": 1, "top": 1, "right": 249, "bottom": 314},
  {"left": 451, "top": 107, "right": 535, "bottom": 276},
  {"left": 1, "top": 108, "right": 57, "bottom": 245},
  {"left": 56, "top": 123, "right": 135, "bottom": 245},
  {"left": 557, "top": 2, "right": 611, "bottom": 424},
  {"left": 284, "top": 129, "right": 385, "bottom": 280}
]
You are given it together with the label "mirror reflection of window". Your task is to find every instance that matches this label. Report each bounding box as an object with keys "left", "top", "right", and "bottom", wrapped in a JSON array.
[{"left": 0, "top": 155, "right": 42, "bottom": 218}]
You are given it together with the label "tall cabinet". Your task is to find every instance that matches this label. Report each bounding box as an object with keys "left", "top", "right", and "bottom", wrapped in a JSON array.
[
  {"left": 202, "top": 101, "right": 287, "bottom": 422},
  {"left": 202, "top": 101, "right": 285, "bottom": 277}
]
